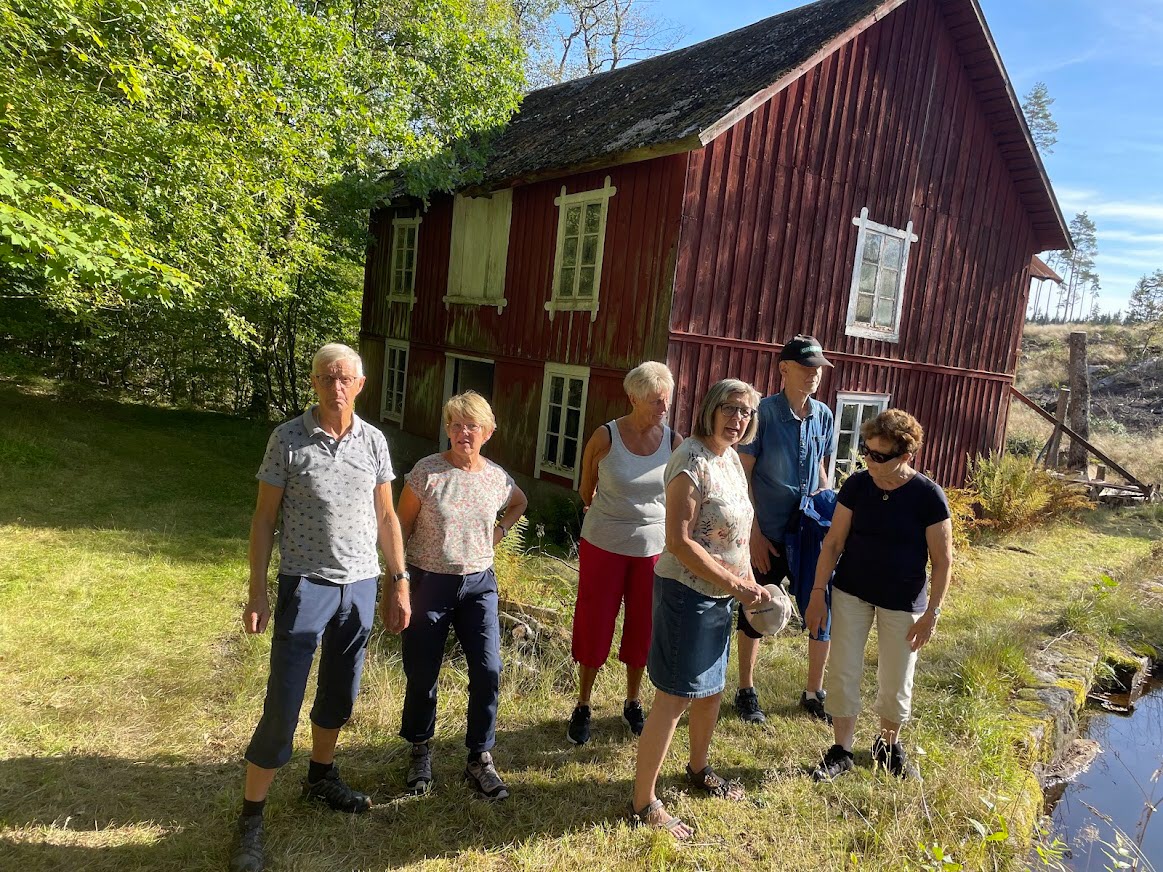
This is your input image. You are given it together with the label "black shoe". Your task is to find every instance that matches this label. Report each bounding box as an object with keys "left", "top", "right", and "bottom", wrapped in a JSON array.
[
  {"left": 567, "top": 703, "right": 592, "bottom": 745},
  {"left": 301, "top": 765, "right": 372, "bottom": 813},
  {"left": 812, "top": 744, "right": 855, "bottom": 782},
  {"left": 464, "top": 751, "right": 509, "bottom": 801},
  {"left": 734, "top": 687, "right": 767, "bottom": 724},
  {"left": 622, "top": 699, "right": 645, "bottom": 736},
  {"left": 800, "top": 691, "right": 833, "bottom": 724},
  {"left": 406, "top": 743, "right": 433, "bottom": 795},
  {"left": 872, "top": 737, "right": 920, "bottom": 780},
  {"left": 229, "top": 813, "right": 265, "bottom": 872}
]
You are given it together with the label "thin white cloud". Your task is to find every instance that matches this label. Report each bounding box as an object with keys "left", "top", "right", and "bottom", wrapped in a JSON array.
[
  {"left": 1100, "top": 229, "right": 1163, "bottom": 245},
  {"left": 1056, "top": 189, "right": 1163, "bottom": 224},
  {"left": 1013, "top": 47, "right": 1101, "bottom": 81}
]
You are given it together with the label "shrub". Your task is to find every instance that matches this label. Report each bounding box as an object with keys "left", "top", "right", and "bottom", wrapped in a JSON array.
[
  {"left": 1005, "top": 432, "right": 1043, "bottom": 457},
  {"left": 966, "top": 453, "right": 1094, "bottom": 534},
  {"left": 945, "top": 486, "right": 980, "bottom": 553}
]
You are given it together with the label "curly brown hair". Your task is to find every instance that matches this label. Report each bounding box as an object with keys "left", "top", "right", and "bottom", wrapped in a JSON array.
[{"left": 860, "top": 408, "right": 924, "bottom": 456}]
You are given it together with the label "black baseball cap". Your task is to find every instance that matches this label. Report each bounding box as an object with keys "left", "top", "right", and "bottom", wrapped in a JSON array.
[{"left": 779, "top": 335, "right": 833, "bottom": 367}]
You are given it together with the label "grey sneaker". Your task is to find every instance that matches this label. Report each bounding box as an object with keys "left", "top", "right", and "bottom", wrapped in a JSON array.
[
  {"left": 734, "top": 687, "right": 767, "bottom": 724},
  {"left": 229, "top": 813, "right": 265, "bottom": 872},
  {"left": 406, "top": 743, "right": 433, "bottom": 794},
  {"left": 800, "top": 691, "right": 833, "bottom": 724},
  {"left": 464, "top": 751, "right": 509, "bottom": 801}
]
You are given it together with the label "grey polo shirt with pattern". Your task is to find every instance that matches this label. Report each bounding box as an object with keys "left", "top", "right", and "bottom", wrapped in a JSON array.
[{"left": 256, "top": 406, "right": 395, "bottom": 584}]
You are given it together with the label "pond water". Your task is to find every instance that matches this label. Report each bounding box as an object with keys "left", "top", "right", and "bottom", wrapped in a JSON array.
[{"left": 1045, "top": 677, "right": 1163, "bottom": 869}]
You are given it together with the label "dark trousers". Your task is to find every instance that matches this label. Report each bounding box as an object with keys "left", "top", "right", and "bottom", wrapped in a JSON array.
[
  {"left": 399, "top": 565, "right": 501, "bottom": 754},
  {"left": 245, "top": 574, "right": 377, "bottom": 770}
]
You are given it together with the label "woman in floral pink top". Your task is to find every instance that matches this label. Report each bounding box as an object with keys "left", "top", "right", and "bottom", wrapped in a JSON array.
[{"left": 391, "top": 391, "right": 527, "bottom": 801}]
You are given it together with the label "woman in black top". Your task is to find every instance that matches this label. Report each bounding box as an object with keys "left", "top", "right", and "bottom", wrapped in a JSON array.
[{"left": 804, "top": 409, "right": 952, "bottom": 782}]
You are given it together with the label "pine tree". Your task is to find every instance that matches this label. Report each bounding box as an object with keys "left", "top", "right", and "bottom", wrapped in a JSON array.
[
  {"left": 1126, "top": 271, "right": 1163, "bottom": 324},
  {"left": 1022, "top": 82, "right": 1059, "bottom": 154},
  {"left": 1053, "top": 213, "right": 1100, "bottom": 322}
]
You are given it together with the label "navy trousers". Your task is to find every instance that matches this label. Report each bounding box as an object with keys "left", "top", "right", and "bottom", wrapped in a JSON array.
[
  {"left": 245, "top": 574, "right": 377, "bottom": 770},
  {"left": 399, "top": 565, "right": 502, "bottom": 754}
]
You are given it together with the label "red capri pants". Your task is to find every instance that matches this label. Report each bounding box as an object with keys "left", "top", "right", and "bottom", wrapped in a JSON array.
[{"left": 571, "top": 538, "right": 657, "bottom": 670}]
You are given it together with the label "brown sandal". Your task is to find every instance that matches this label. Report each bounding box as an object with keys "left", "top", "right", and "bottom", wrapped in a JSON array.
[
  {"left": 685, "top": 764, "right": 745, "bottom": 801},
  {"left": 629, "top": 799, "right": 691, "bottom": 840}
]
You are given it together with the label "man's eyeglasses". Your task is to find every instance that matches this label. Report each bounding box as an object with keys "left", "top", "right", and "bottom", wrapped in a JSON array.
[
  {"left": 314, "top": 374, "right": 359, "bottom": 387},
  {"left": 448, "top": 422, "right": 483, "bottom": 434},
  {"left": 859, "top": 444, "right": 905, "bottom": 463},
  {"left": 718, "top": 404, "right": 754, "bottom": 420}
]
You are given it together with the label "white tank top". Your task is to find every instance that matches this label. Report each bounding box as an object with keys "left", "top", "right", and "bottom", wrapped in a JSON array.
[{"left": 580, "top": 420, "right": 672, "bottom": 557}]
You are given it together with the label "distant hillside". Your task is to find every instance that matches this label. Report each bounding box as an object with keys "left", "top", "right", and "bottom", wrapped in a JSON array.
[{"left": 1009, "top": 323, "right": 1163, "bottom": 484}]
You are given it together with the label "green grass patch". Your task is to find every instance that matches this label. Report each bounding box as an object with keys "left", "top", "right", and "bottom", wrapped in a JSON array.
[{"left": 1, "top": 382, "right": 1161, "bottom": 870}]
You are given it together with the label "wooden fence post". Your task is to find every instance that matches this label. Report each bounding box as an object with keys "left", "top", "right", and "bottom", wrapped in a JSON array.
[
  {"left": 1067, "top": 331, "right": 1091, "bottom": 471},
  {"left": 1044, "top": 387, "right": 1070, "bottom": 469}
]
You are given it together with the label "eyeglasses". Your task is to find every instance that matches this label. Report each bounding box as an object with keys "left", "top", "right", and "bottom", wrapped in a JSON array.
[
  {"left": 718, "top": 404, "right": 754, "bottom": 420},
  {"left": 859, "top": 444, "right": 905, "bottom": 463},
  {"left": 314, "top": 374, "right": 359, "bottom": 387},
  {"left": 448, "top": 422, "right": 483, "bottom": 434}
]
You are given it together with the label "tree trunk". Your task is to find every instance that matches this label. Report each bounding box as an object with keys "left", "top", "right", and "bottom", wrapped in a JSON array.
[{"left": 1067, "top": 331, "right": 1090, "bottom": 470}]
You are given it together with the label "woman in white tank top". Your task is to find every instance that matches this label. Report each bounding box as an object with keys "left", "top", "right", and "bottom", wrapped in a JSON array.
[{"left": 566, "top": 362, "right": 682, "bottom": 747}]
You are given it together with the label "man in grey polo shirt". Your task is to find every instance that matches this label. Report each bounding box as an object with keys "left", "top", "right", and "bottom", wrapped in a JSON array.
[{"left": 230, "top": 343, "right": 408, "bottom": 872}]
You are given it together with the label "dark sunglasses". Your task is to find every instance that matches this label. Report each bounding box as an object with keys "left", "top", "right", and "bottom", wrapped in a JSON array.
[{"left": 858, "top": 443, "right": 905, "bottom": 463}]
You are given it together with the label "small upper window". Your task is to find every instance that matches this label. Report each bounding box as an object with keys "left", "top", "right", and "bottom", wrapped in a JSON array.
[
  {"left": 830, "top": 392, "right": 891, "bottom": 484},
  {"left": 445, "top": 189, "right": 512, "bottom": 313},
  {"left": 546, "top": 177, "right": 616, "bottom": 322},
  {"left": 845, "top": 207, "right": 917, "bottom": 342},
  {"left": 389, "top": 216, "right": 421, "bottom": 305}
]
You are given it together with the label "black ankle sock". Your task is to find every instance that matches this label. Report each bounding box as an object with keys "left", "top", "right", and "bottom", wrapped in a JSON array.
[
  {"left": 308, "top": 760, "right": 334, "bottom": 784},
  {"left": 467, "top": 751, "right": 483, "bottom": 763},
  {"left": 241, "top": 798, "right": 266, "bottom": 818}
]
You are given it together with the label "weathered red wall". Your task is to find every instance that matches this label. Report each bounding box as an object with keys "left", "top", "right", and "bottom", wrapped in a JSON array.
[
  {"left": 667, "top": 0, "right": 1037, "bottom": 485},
  {"left": 359, "top": 155, "right": 688, "bottom": 476}
]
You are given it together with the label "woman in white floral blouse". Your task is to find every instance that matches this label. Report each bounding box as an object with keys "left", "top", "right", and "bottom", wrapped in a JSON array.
[
  {"left": 629, "top": 378, "right": 772, "bottom": 839},
  {"left": 392, "top": 391, "right": 527, "bottom": 801}
]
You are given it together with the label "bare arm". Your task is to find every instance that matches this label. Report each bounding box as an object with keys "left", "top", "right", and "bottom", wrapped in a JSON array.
[
  {"left": 663, "top": 474, "right": 768, "bottom": 606},
  {"left": 803, "top": 503, "right": 852, "bottom": 636},
  {"left": 577, "top": 425, "right": 612, "bottom": 508},
  {"left": 817, "top": 457, "right": 831, "bottom": 491},
  {"left": 907, "top": 518, "right": 954, "bottom": 651},
  {"left": 243, "top": 482, "right": 284, "bottom": 634},
  {"left": 379, "top": 482, "right": 412, "bottom": 634},
  {"left": 493, "top": 484, "right": 529, "bottom": 546},
  {"left": 740, "top": 453, "right": 778, "bottom": 573}
]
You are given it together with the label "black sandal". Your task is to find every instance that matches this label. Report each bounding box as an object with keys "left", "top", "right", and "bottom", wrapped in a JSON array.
[{"left": 685, "top": 764, "right": 745, "bottom": 801}]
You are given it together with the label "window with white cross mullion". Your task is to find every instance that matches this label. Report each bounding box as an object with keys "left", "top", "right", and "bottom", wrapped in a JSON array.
[
  {"left": 844, "top": 207, "right": 916, "bottom": 342},
  {"left": 545, "top": 177, "right": 616, "bottom": 322}
]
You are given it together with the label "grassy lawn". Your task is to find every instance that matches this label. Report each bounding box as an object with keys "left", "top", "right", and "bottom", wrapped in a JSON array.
[{"left": 1, "top": 381, "right": 1161, "bottom": 871}]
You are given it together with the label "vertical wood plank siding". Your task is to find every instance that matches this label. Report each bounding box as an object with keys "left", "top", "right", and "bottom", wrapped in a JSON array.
[
  {"left": 668, "top": 0, "right": 1036, "bottom": 485},
  {"left": 359, "top": 155, "right": 688, "bottom": 475}
]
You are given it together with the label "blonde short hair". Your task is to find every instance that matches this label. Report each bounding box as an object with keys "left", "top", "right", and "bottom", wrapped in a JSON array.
[
  {"left": 861, "top": 408, "right": 924, "bottom": 455},
  {"left": 443, "top": 390, "right": 496, "bottom": 433},
  {"left": 693, "top": 379, "right": 761, "bottom": 445},
  {"left": 312, "top": 343, "right": 363, "bottom": 377},
  {"left": 623, "top": 361, "right": 675, "bottom": 401}
]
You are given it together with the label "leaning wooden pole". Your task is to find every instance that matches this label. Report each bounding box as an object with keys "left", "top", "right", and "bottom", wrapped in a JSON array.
[{"left": 1067, "top": 331, "right": 1091, "bottom": 470}]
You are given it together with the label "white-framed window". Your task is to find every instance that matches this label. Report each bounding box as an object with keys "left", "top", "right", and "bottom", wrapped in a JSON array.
[
  {"left": 845, "top": 207, "right": 917, "bottom": 342},
  {"left": 535, "top": 363, "right": 590, "bottom": 485},
  {"left": 388, "top": 216, "right": 421, "bottom": 305},
  {"left": 380, "top": 340, "right": 409, "bottom": 423},
  {"left": 545, "top": 176, "right": 616, "bottom": 322},
  {"left": 445, "top": 189, "right": 512, "bottom": 313},
  {"left": 830, "top": 392, "right": 891, "bottom": 483}
]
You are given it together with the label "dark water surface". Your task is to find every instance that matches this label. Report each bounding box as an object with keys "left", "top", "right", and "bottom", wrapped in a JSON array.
[{"left": 1047, "top": 678, "right": 1163, "bottom": 869}]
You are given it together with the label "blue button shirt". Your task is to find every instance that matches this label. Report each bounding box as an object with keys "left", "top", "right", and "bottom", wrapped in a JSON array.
[{"left": 738, "top": 392, "right": 835, "bottom": 541}]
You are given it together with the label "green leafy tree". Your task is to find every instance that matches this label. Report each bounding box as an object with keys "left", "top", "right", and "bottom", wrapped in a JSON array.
[
  {"left": 0, "top": 0, "right": 524, "bottom": 413},
  {"left": 1022, "top": 81, "right": 1058, "bottom": 155}
]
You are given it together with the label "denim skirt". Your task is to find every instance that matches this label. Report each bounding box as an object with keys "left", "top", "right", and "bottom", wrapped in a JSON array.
[{"left": 647, "top": 574, "right": 735, "bottom": 699}]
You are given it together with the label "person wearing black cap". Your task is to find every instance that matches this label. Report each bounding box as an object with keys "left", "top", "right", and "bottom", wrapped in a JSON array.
[{"left": 735, "top": 335, "right": 836, "bottom": 725}]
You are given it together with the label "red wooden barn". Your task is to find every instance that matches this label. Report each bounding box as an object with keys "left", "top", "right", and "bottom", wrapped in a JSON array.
[{"left": 357, "top": 0, "right": 1070, "bottom": 489}]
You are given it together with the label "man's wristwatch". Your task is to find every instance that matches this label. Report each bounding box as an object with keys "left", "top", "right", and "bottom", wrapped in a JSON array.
[
  {"left": 391, "top": 570, "right": 411, "bottom": 584},
  {"left": 929, "top": 606, "right": 942, "bottom": 618}
]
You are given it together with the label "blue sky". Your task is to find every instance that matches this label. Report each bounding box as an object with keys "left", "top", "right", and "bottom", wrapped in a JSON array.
[{"left": 659, "top": 0, "right": 1163, "bottom": 314}]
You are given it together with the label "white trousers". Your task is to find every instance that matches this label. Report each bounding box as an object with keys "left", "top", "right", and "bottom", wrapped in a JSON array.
[{"left": 825, "top": 587, "right": 922, "bottom": 724}]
